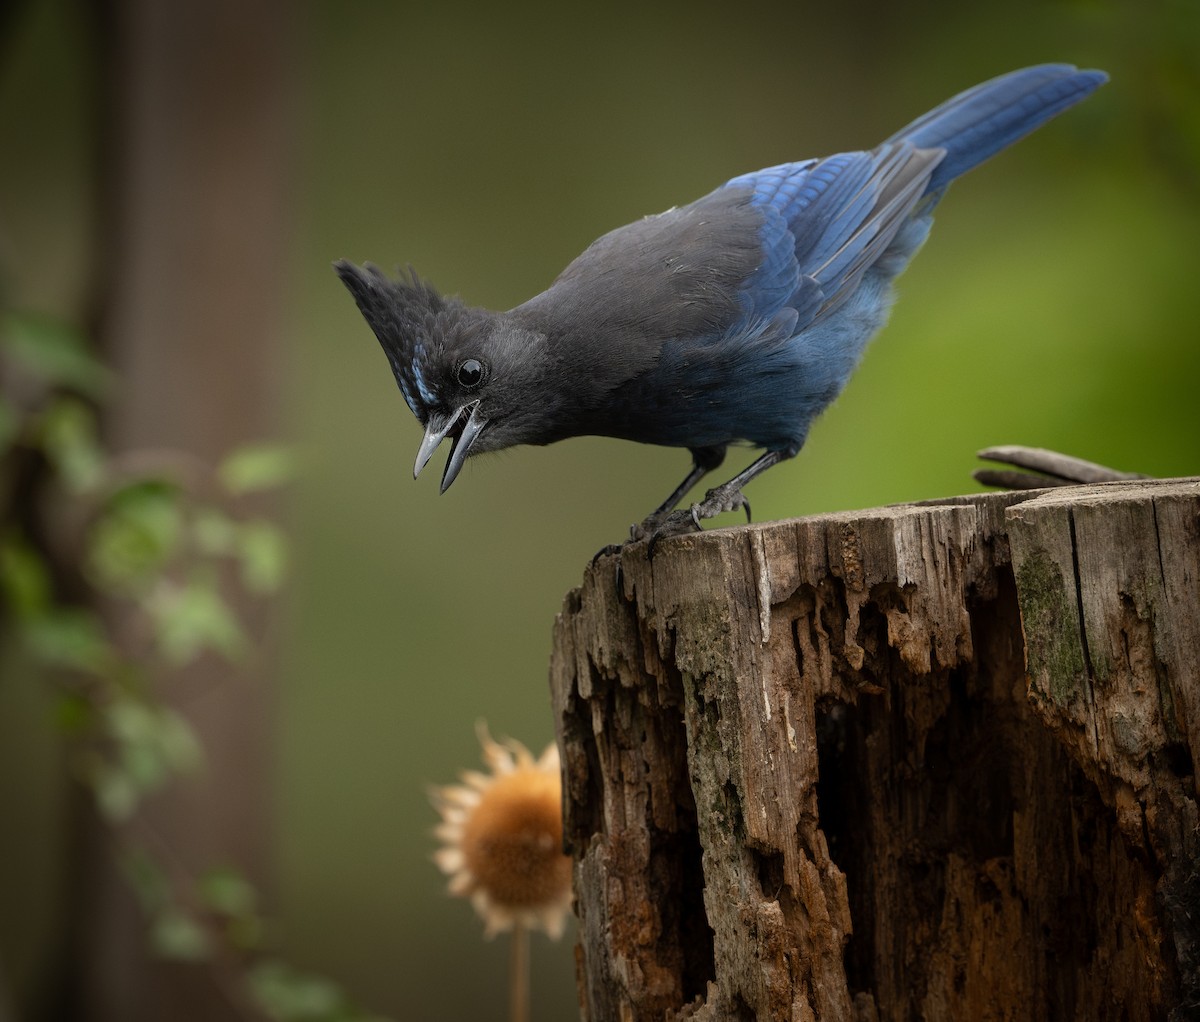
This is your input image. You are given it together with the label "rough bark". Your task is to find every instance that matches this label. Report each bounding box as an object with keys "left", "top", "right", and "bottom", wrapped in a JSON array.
[{"left": 549, "top": 478, "right": 1199, "bottom": 1021}]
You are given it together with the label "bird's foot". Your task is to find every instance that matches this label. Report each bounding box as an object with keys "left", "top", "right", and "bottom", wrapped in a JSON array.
[
  {"left": 590, "top": 512, "right": 697, "bottom": 566},
  {"left": 622, "top": 509, "right": 698, "bottom": 558},
  {"left": 688, "top": 482, "right": 752, "bottom": 529},
  {"left": 624, "top": 485, "right": 753, "bottom": 557},
  {"left": 590, "top": 542, "right": 624, "bottom": 566}
]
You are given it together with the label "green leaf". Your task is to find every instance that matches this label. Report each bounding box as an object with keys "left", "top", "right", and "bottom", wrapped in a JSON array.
[
  {"left": 0, "top": 539, "right": 113, "bottom": 672},
  {"left": 92, "top": 762, "right": 141, "bottom": 821},
  {"left": 109, "top": 697, "right": 201, "bottom": 775},
  {"left": 1, "top": 312, "right": 112, "bottom": 396},
  {"left": 237, "top": 519, "right": 288, "bottom": 593},
  {"left": 55, "top": 692, "right": 93, "bottom": 734},
  {"left": 118, "top": 730, "right": 171, "bottom": 790},
  {"left": 0, "top": 531, "right": 50, "bottom": 617},
  {"left": 24, "top": 607, "right": 114, "bottom": 673},
  {"left": 150, "top": 907, "right": 211, "bottom": 960},
  {"left": 92, "top": 698, "right": 202, "bottom": 818},
  {"left": 37, "top": 397, "right": 105, "bottom": 492},
  {"left": 106, "top": 700, "right": 170, "bottom": 793},
  {"left": 248, "top": 959, "right": 395, "bottom": 1021},
  {"left": 199, "top": 866, "right": 258, "bottom": 918},
  {"left": 249, "top": 960, "right": 351, "bottom": 1021},
  {"left": 120, "top": 849, "right": 171, "bottom": 913},
  {"left": 192, "top": 507, "right": 238, "bottom": 556},
  {"left": 149, "top": 574, "right": 245, "bottom": 664},
  {"left": 120, "top": 852, "right": 213, "bottom": 961},
  {"left": 107, "top": 696, "right": 160, "bottom": 744},
  {"left": 88, "top": 481, "right": 182, "bottom": 591},
  {"left": 224, "top": 912, "right": 264, "bottom": 951},
  {"left": 154, "top": 706, "right": 203, "bottom": 773},
  {"left": 218, "top": 443, "right": 296, "bottom": 496}
]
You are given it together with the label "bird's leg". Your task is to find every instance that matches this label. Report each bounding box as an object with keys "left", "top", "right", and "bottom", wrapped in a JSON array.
[
  {"left": 636, "top": 444, "right": 799, "bottom": 553},
  {"left": 652, "top": 446, "right": 727, "bottom": 516},
  {"left": 686, "top": 446, "right": 796, "bottom": 528},
  {"left": 624, "top": 446, "right": 724, "bottom": 542},
  {"left": 626, "top": 446, "right": 726, "bottom": 544},
  {"left": 593, "top": 448, "right": 724, "bottom": 562}
]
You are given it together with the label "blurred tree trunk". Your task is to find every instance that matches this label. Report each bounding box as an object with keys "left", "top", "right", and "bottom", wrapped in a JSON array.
[
  {"left": 551, "top": 480, "right": 1199, "bottom": 1021},
  {"left": 73, "top": 2, "right": 293, "bottom": 1019}
]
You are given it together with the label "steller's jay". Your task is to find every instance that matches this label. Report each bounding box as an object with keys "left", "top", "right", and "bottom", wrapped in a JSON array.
[{"left": 336, "top": 64, "right": 1106, "bottom": 541}]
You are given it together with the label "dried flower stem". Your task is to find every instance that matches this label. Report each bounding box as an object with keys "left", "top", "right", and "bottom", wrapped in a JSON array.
[{"left": 510, "top": 921, "right": 529, "bottom": 1022}]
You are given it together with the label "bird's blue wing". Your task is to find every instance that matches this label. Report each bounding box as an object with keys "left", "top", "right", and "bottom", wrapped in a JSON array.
[
  {"left": 720, "top": 65, "right": 1106, "bottom": 340},
  {"left": 724, "top": 142, "right": 944, "bottom": 334}
]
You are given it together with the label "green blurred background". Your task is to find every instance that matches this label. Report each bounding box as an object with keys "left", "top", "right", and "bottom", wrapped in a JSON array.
[{"left": 1, "top": 0, "right": 1197, "bottom": 1019}]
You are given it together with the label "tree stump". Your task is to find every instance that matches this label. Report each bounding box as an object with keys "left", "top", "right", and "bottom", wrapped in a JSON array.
[{"left": 549, "top": 479, "right": 1199, "bottom": 1021}]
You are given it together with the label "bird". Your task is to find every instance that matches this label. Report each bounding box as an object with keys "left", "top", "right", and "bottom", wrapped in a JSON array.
[{"left": 336, "top": 64, "right": 1107, "bottom": 543}]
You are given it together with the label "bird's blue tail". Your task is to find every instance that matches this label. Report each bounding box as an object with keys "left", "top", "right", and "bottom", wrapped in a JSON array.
[{"left": 887, "top": 64, "right": 1107, "bottom": 192}]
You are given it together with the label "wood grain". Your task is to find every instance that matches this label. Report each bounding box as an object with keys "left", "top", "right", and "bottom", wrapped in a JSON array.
[{"left": 550, "top": 479, "right": 1199, "bottom": 1021}]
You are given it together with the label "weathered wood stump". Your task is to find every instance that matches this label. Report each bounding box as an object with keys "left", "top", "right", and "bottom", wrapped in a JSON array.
[{"left": 549, "top": 479, "right": 1199, "bottom": 1021}]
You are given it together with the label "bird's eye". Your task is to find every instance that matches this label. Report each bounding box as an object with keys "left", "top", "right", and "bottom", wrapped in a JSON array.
[{"left": 456, "top": 358, "right": 485, "bottom": 389}]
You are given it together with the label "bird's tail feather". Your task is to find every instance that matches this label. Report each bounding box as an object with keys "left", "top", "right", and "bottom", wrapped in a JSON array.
[{"left": 887, "top": 64, "right": 1107, "bottom": 192}]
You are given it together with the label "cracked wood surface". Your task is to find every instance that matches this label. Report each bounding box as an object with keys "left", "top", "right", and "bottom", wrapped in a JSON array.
[{"left": 549, "top": 478, "right": 1199, "bottom": 1021}]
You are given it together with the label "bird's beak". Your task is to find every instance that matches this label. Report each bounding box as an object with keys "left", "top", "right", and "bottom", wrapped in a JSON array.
[{"left": 413, "top": 401, "right": 488, "bottom": 493}]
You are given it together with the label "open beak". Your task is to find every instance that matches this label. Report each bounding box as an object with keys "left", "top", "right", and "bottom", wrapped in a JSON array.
[{"left": 413, "top": 401, "right": 487, "bottom": 493}]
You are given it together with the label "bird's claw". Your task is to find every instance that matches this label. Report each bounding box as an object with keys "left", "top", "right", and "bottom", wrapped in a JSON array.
[
  {"left": 629, "top": 512, "right": 687, "bottom": 543},
  {"left": 622, "top": 485, "right": 754, "bottom": 557},
  {"left": 690, "top": 484, "right": 752, "bottom": 526},
  {"left": 627, "top": 510, "right": 700, "bottom": 558},
  {"left": 590, "top": 542, "right": 624, "bottom": 566}
]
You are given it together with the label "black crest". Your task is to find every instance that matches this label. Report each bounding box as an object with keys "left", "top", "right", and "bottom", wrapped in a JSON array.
[{"left": 334, "top": 261, "right": 454, "bottom": 421}]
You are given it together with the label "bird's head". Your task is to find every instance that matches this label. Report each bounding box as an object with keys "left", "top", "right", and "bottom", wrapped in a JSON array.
[{"left": 334, "top": 261, "right": 551, "bottom": 492}]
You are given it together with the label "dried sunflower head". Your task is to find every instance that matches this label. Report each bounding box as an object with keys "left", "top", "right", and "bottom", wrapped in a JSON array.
[{"left": 431, "top": 726, "right": 573, "bottom": 939}]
